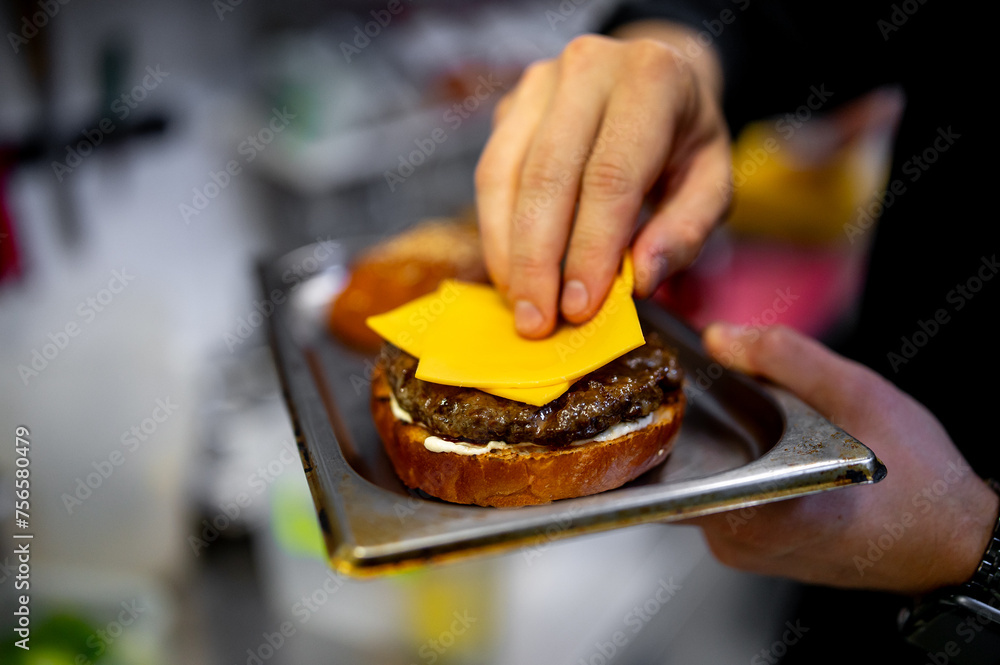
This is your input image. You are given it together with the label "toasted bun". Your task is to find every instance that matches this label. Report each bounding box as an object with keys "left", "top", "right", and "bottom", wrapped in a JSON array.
[
  {"left": 329, "top": 217, "right": 487, "bottom": 353},
  {"left": 371, "top": 364, "right": 685, "bottom": 507}
]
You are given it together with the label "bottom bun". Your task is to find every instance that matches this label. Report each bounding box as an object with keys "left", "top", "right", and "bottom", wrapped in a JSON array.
[{"left": 371, "top": 364, "right": 685, "bottom": 507}]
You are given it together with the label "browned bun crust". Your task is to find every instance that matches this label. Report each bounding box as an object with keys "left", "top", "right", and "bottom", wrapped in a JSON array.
[
  {"left": 329, "top": 217, "right": 487, "bottom": 353},
  {"left": 371, "top": 363, "right": 685, "bottom": 507}
]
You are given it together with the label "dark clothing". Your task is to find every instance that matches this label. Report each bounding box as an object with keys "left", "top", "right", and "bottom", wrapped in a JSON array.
[{"left": 602, "top": 1, "right": 997, "bottom": 662}]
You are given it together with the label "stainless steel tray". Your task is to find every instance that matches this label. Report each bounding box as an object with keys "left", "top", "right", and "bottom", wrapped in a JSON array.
[{"left": 262, "top": 238, "right": 886, "bottom": 578}]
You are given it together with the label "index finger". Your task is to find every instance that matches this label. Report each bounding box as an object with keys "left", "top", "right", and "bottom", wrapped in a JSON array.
[
  {"left": 505, "top": 39, "right": 617, "bottom": 337},
  {"left": 475, "top": 62, "right": 557, "bottom": 295}
]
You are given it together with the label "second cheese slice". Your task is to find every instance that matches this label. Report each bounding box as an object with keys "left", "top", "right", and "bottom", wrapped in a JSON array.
[
  {"left": 366, "top": 254, "right": 643, "bottom": 406},
  {"left": 365, "top": 283, "right": 571, "bottom": 404},
  {"left": 415, "top": 262, "right": 644, "bottom": 390}
]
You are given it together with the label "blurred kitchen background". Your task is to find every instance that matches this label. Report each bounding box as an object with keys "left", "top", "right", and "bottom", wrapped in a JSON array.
[{"left": 0, "top": 0, "right": 898, "bottom": 663}]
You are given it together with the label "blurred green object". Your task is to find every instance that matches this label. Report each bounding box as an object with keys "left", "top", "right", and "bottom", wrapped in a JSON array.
[
  {"left": 0, "top": 612, "right": 102, "bottom": 665},
  {"left": 270, "top": 474, "right": 325, "bottom": 559}
]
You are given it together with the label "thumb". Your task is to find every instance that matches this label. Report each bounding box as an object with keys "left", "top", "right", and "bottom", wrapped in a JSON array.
[{"left": 702, "top": 322, "right": 876, "bottom": 427}]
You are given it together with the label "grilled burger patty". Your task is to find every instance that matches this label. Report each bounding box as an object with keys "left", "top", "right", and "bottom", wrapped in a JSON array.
[{"left": 382, "top": 333, "right": 683, "bottom": 446}]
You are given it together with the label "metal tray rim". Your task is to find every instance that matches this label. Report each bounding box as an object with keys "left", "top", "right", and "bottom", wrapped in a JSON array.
[{"left": 261, "top": 243, "right": 886, "bottom": 578}]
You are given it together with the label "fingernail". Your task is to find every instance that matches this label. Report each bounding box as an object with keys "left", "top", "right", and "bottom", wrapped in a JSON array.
[
  {"left": 514, "top": 300, "right": 544, "bottom": 336},
  {"left": 560, "top": 280, "right": 589, "bottom": 318},
  {"left": 704, "top": 322, "right": 744, "bottom": 351}
]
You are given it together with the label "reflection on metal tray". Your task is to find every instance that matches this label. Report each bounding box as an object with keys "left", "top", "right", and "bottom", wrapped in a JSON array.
[{"left": 262, "top": 239, "right": 886, "bottom": 578}]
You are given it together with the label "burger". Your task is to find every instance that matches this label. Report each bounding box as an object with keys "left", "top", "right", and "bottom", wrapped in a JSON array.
[{"left": 369, "top": 333, "right": 685, "bottom": 507}]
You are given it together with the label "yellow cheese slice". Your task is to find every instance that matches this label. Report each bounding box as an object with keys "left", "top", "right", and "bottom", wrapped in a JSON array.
[
  {"left": 366, "top": 254, "right": 643, "bottom": 406},
  {"left": 485, "top": 381, "right": 570, "bottom": 405},
  {"left": 415, "top": 257, "right": 643, "bottom": 389},
  {"left": 364, "top": 284, "right": 569, "bottom": 404},
  {"left": 364, "top": 281, "right": 464, "bottom": 357}
]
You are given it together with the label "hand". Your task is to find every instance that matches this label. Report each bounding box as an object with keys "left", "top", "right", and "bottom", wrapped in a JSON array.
[
  {"left": 687, "top": 323, "right": 998, "bottom": 595},
  {"left": 474, "top": 25, "right": 731, "bottom": 338}
]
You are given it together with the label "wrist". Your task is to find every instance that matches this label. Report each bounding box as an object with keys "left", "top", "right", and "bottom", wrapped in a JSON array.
[
  {"left": 937, "top": 477, "right": 1000, "bottom": 591},
  {"left": 898, "top": 479, "right": 1000, "bottom": 663}
]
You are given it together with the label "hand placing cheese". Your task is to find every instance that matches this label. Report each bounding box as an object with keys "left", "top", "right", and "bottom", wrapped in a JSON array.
[{"left": 366, "top": 254, "right": 643, "bottom": 406}]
